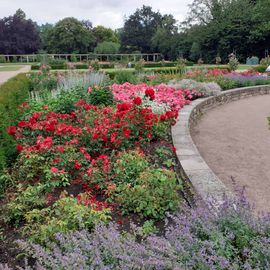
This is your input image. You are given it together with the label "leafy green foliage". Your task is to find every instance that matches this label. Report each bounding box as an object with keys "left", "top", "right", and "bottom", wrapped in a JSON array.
[
  {"left": 134, "top": 59, "right": 145, "bottom": 72},
  {"left": 93, "top": 25, "right": 119, "bottom": 43},
  {"left": 114, "top": 70, "right": 138, "bottom": 84},
  {"left": 111, "top": 150, "right": 149, "bottom": 185},
  {"left": 114, "top": 168, "right": 180, "bottom": 218},
  {"left": 136, "top": 220, "right": 158, "bottom": 237},
  {"left": 28, "top": 72, "right": 57, "bottom": 93},
  {"left": 23, "top": 193, "right": 111, "bottom": 244},
  {"left": 0, "top": 55, "right": 6, "bottom": 63},
  {"left": 94, "top": 41, "right": 120, "bottom": 54},
  {"left": 120, "top": 5, "right": 163, "bottom": 53},
  {"left": 88, "top": 86, "right": 114, "bottom": 106},
  {"left": 228, "top": 56, "right": 239, "bottom": 71},
  {"left": 0, "top": 74, "right": 29, "bottom": 176},
  {"left": 44, "top": 17, "right": 96, "bottom": 53},
  {"left": 5, "top": 184, "right": 47, "bottom": 226}
]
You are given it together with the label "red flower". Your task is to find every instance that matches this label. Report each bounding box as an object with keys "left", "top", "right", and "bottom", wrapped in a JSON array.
[
  {"left": 160, "top": 115, "right": 166, "bottom": 121},
  {"left": 117, "top": 219, "right": 123, "bottom": 225},
  {"left": 145, "top": 88, "right": 155, "bottom": 100},
  {"left": 42, "top": 105, "right": 49, "bottom": 109},
  {"left": 16, "top": 145, "right": 23, "bottom": 151},
  {"left": 92, "top": 133, "right": 99, "bottom": 140},
  {"left": 18, "top": 103, "right": 30, "bottom": 109},
  {"left": 55, "top": 145, "right": 64, "bottom": 153},
  {"left": 50, "top": 167, "right": 59, "bottom": 173},
  {"left": 133, "top": 96, "right": 142, "bottom": 105},
  {"left": 74, "top": 160, "right": 81, "bottom": 170},
  {"left": 45, "top": 122, "right": 55, "bottom": 132},
  {"left": 117, "top": 103, "right": 132, "bottom": 112},
  {"left": 7, "top": 126, "right": 17, "bottom": 136},
  {"left": 38, "top": 136, "right": 53, "bottom": 150},
  {"left": 18, "top": 121, "right": 27, "bottom": 128}
]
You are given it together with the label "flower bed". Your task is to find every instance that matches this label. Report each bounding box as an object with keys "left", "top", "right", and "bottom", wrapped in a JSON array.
[
  {"left": 184, "top": 69, "right": 270, "bottom": 90},
  {"left": 1, "top": 70, "right": 270, "bottom": 269},
  {"left": 0, "top": 80, "right": 201, "bottom": 267}
]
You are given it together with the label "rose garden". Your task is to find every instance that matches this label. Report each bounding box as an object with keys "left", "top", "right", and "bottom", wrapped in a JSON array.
[{"left": 0, "top": 2, "right": 270, "bottom": 270}]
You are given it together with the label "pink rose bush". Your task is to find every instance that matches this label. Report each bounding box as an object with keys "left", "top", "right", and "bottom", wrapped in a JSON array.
[{"left": 111, "top": 83, "right": 202, "bottom": 113}]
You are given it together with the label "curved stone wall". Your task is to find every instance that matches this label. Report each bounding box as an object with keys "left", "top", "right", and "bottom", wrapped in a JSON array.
[{"left": 172, "top": 85, "right": 270, "bottom": 204}]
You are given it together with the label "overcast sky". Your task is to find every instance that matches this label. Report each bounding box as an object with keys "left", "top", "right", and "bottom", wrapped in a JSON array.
[{"left": 0, "top": 0, "right": 192, "bottom": 29}]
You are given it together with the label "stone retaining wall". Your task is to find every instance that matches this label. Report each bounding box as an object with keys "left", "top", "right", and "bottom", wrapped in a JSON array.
[{"left": 172, "top": 85, "right": 270, "bottom": 205}]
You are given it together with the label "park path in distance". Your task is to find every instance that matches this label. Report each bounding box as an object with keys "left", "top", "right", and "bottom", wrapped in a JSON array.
[
  {"left": 0, "top": 65, "right": 30, "bottom": 85},
  {"left": 192, "top": 94, "right": 270, "bottom": 213}
]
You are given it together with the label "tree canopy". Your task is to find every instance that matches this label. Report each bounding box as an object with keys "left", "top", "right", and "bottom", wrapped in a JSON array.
[
  {"left": 120, "top": 5, "right": 163, "bottom": 53},
  {"left": 0, "top": 3, "right": 269, "bottom": 62},
  {"left": 0, "top": 9, "right": 40, "bottom": 54},
  {"left": 44, "top": 17, "right": 96, "bottom": 53}
]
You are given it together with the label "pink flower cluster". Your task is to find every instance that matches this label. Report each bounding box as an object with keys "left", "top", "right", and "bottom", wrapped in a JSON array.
[{"left": 111, "top": 83, "right": 200, "bottom": 113}]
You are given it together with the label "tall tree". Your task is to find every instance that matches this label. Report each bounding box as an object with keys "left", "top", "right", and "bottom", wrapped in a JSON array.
[
  {"left": 184, "top": 0, "right": 257, "bottom": 62},
  {"left": 120, "top": 5, "right": 163, "bottom": 53},
  {"left": 39, "top": 23, "right": 54, "bottom": 52},
  {"left": 46, "top": 17, "right": 96, "bottom": 53},
  {"left": 249, "top": 0, "right": 270, "bottom": 57},
  {"left": 151, "top": 14, "right": 179, "bottom": 59},
  {"left": 93, "top": 26, "right": 119, "bottom": 44},
  {"left": 0, "top": 9, "right": 41, "bottom": 54}
]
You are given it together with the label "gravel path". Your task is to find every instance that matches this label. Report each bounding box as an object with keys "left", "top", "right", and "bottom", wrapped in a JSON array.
[
  {"left": 192, "top": 95, "right": 270, "bottom": 213},
  {"left": 0, "top": 65, "right": 30, "bottom": 85}
]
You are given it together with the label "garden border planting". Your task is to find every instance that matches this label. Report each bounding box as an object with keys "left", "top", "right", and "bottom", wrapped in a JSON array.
[{"left": 172, "top": 85, "right": 270, "bottom": 205}]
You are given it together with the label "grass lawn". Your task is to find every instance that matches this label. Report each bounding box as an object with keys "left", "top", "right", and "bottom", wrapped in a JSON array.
[{"left": 0, "top": 65, "right": 23, "bottom": 72}]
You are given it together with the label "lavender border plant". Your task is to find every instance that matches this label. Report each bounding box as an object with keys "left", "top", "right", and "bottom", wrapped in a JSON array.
[{"left": 4, "top": 186, "right": 269, "bottom": 270}]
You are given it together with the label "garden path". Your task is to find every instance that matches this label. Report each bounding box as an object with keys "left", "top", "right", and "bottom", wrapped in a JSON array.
[
  {"left": 0, "top": 65, "right": 30, "bottom": 85},
  {"left": 192, "top": 94, "right": 270, "bottom": 213}
]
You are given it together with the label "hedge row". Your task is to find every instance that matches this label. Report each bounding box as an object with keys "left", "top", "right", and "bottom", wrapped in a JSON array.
[
  {"left": 0, "top": 74, "right": 30, "bottom": 174},
  {"left": 105, "top": 67, "right": 183, "bottom": 79},
  {"left": 31, "top": 62, "right": 197, "bottom": 71},
  {"left": 31, "top": 63, "right": 115, "bottom": 70}
]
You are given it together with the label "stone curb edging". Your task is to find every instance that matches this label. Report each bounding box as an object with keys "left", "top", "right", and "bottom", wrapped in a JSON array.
[{"left": 172, "top": 85, "right": 270, "bottom": 204}]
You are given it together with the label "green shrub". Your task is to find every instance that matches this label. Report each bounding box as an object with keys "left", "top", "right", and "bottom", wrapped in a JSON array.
[
  {"left": 5, "top": 184, "right": 47, "bottom": 226},
  {"left": 23, "top": 193, "right": 111, "bottom": 244},
  {"left": 74, "top": 64, "right": 88, "bottom": 69},
  {"left": 31, "top": 64, "right": 40, "bottom": 70},
  {"left": 70, "top": 53, "right": 78, "bottom": 62},
  {"left": 134, "top": 59, "right": 145, "bottom": 72},
  {"left": 111, "top": 150, "right": 149, "bottom": 185},
  {"left": 260, "top": 56, "right": 270, "bottom": 67},
  {"left": 28, "top": 72, "right": 58, "bottom": 93},
  {"left": 0, "top": 55, "right": 6, "bottom": 63},
  {"left": 89, "top": 60, "right": 100, "bottom": 71},
  {"left": 55, "top": 88, "right": 86, "bottom": 113},
  {"left": 186, "top": 61, "right": 194, "bottom": 66},
  {"left": 114, "top": 168, "right": 180, "bottom": 219},
  {"left": 88, "top": 86, "right": 114, "bottom": 106},
  {"left": 114, "top": 70, "right": 138, "bottom": 84},
  {"left": 100, "top": 63, "right": 114, "bottom": 69},
  {"left": 48, "top": 59, "right": 66, "bottom": 65},
  {"left": 254, "top": 65, "right": 267, "bottom": 73},
  {"left": 0, "top": 74, "right": 30, "bottom": 174},
  {"left": 50, "top": 64, "right": 66, "bottom": 70},
  {"left": 215, "top": 77, "right": 239, "bottom": 90},
  {"left": 94, "top": 41, "right": 120, "bottom": 54},
  {"left": 228, "top": 57, "right": 239, "bottom": 71},
  {"left": 144, "top": 61, "right": 177, "bottom": 68}
]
